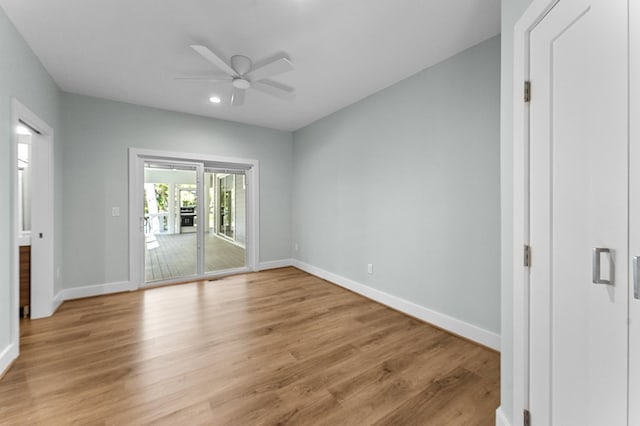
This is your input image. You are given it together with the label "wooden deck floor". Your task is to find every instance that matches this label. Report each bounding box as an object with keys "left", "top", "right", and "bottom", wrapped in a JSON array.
[
  {"left": 0, "top": 267, "right": 499, "bottom": 425},
  {"left": 145, "top": 232, "right": 245, "bottom": 282}
]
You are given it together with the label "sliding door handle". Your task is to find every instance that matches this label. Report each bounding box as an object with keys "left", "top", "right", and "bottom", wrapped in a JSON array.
[
  {"left": 592, "top": 247, "right": 613, "bottom": 285},
  {"left": 634, "top": 256, "right": 640, "bottom": 300}
]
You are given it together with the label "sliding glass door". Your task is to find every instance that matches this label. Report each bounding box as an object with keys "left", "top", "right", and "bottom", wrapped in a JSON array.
[
  {"left": 203, "top": 169, "right": 246, "bottom": 274},
  {"left": 144, "top": 162, "right": 200, "bottom": 283},
  {"left": 143, "top": 161, "right": 248, "bottom": 284}
]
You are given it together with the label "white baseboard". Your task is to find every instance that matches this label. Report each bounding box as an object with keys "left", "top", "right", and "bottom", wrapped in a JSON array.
[
  {"left": 291, "top": 259, "right": 500, "bottom": 351},
  {"left": 58, "top": 280, "right": 135, "bottom": 301},
  {"left": 496, "top": 407, "right": 510, "bottom": 426},
  {"left": 257, "top": 259, "right": 293, "bottom": 271},
  {"left": 58, "top": 262, "right": 294, "bottom": 302},
  {"left": 52, "top": 291, "right": 64, "bottom": 313},
  {"left": 0, "top": 343, "right": 18, "bottom": 379}
]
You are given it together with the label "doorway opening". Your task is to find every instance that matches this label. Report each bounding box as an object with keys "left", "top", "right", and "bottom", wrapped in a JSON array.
[
  {"left": 129, "top": 149, "right": 258, "bottom": 288},
  {"left": 8, "top": 99, "right": 56, "bottom": 373},
  {"left": 16, "top": 123, "right": 33, "bottom": 318},
  {"left": 12, "top": 100, "right": 55, "bottom": 320}
]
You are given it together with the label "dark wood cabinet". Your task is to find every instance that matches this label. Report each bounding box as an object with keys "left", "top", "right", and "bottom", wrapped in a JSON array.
[{"left": 19, "top": 246, "right": 30, "bottom": 318}]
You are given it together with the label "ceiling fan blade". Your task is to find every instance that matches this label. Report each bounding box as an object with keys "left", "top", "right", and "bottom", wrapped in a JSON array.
[
  {"left": 252, "top": 80, "right": 296, "bottom": 100},
  {"left": 174, "top": 75, "right": 231, "bottom": 82},
  {"left": 231, "top": 87, "right": 245, "bottom": 106},
  {"left": 245, "top": 57, "right": 294, "bottom": 81},
  {"left": 190, "top": 45, "right": 236, "bottom": 76}
]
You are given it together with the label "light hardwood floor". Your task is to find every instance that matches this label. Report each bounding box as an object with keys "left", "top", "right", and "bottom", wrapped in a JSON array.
[{"left": 0, "top": 267, "right": 499, "bottom": 425}]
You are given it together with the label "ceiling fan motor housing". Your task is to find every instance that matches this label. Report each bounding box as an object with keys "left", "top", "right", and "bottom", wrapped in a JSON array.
[{"left": 230, "top": 55, "right": 252, "bottom": 75}]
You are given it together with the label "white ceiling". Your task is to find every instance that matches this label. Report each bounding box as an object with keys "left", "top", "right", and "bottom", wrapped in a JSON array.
[{"left": 0, "top": 0, "right": 500, "bottom": 131}]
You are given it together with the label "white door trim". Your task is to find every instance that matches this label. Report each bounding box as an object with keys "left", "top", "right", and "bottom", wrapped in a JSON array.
[
  {"left": 512, "top": 1, "right": 560, "bottom": 425},
  {"left": 629, "top": 1, "right": 640, "bottom": 423},
  {"left": 10, "top": 98, "right": 55, "bottom": 360},
  {"left": 128, "top": 148, "right": 260, "bottom": 288}
]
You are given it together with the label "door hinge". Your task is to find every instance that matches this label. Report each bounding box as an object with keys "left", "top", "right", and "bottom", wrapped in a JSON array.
[
  {"left": 524, "top": 245, "right": 531, "bottom": 267},
  {"left": 524, "top": 81, "right": 531, "bottom": 103},
  {"left": 524, "top": 409, "right": 531, "bottom": 426}
]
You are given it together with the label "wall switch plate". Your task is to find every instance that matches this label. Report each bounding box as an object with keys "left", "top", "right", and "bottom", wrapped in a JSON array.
[
  {"left": 367, "top": 264, "right": 373, "bottom": 274},
  {"left": 112, "top": 207, "right": 120, "bottom": 217}
]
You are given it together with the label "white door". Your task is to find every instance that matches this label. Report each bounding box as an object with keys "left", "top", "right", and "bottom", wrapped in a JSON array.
[
  {"left": 29, "top": 131, "right": 54, "bottom": 319},
  {"left": 629, "top": 0, "right": 640, "bottom": 423},
  {"left": 529, "top": 0, "right": 628, "bottom": 424}
]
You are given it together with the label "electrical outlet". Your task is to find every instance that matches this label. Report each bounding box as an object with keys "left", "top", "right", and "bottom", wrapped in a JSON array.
[
  {"left": 112, "top": 207, "right": 120, "bottom": 217},
  {"left": 367, "top": 264, "right": 373, "bottom": 274},
  {"left": 294, "top": 243, "right": 299, "bottom": 251}
]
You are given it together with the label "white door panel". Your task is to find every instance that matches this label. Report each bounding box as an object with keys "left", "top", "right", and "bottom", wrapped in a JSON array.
[
  {"left": 29, "top": 133, "right": 54, "bottom": 319},
  {"left": 529, "top": 0, "right": 628, "bottom": 424},
  {"left": 629, "top": 0, "right": 640, "bottom": 423}
]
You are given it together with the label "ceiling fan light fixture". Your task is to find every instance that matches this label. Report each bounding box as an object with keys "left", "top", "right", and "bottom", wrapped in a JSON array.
[
  {"left": 187, "top": 45, "right": 295, "bottom": 106},
  {"left": 232, "top": 78, "right": 251, "bottom": 90},
  {"left": 209, "top": 96, "right": 221, "bottom": 104}
]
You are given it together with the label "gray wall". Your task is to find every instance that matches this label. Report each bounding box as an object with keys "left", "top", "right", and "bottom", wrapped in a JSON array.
[
  {"left": 60, "top": 93, "right": 293, "bottom": 288},
  {"left": 292, "top": 36, "right": 501, "bottom": 334},
  {"left": 0, "top": 7, "right": 61, "bottom": 355},
  {"left": 500, "top": 0, "right": 532, "bottom": 423}
]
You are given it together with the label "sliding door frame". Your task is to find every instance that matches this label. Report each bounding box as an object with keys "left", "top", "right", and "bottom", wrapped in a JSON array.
[{"left": 128, "top": 148, "right": 259, "bottom": 288}]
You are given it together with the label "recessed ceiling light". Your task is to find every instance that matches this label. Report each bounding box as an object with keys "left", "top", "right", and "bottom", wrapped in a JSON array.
[
  {"left": 209, "top": 96, "right": 221, "bottom": 104},
  {"left": 16, "top": 124, "right": 31, "bottom": 135}
]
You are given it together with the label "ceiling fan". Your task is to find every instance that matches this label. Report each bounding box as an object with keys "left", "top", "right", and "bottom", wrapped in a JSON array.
[{"left": 178, "top": 45, "right": 295, "bottom": 106}]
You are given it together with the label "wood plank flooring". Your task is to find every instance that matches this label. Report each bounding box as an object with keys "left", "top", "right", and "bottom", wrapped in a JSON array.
[{"left": 0, "top": 267, "right": 499, "bottom": 425}]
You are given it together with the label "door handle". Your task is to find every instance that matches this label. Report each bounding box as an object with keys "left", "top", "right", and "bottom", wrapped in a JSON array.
[
  {"left": 592, "top": 247, "right": 614, "bottom": 285},
  {"left": 634, "top": 256, "right": 640, "bottom": 300}
]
